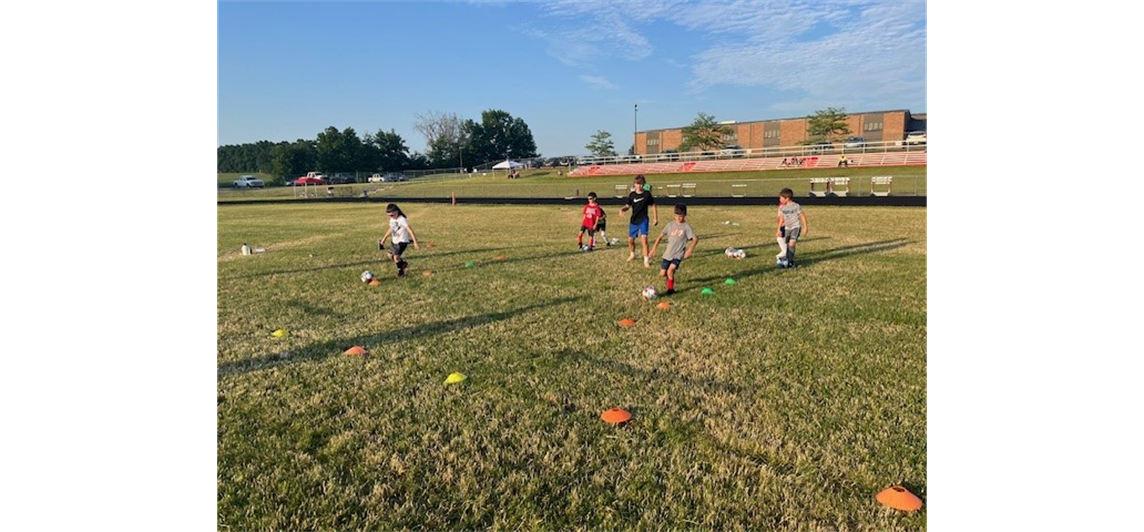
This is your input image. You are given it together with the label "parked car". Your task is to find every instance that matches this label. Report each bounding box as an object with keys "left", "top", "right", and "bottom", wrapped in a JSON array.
[
  {"left": 328, "top": 172, "right": 355, "bottom": 184},
  {"left": 843, "top": 137, "right": 866, "bottom": 148},
  {"left": 806, "top": 141, "right": 834, "bottom": 154},
  {"left": 719, "top": 145, "right": 744, "bottom": 158},
  {"left": 904, "top": 131, "right": 927, "bottom": 145},
  {"left": 233, "top": 175, "right": 264, "bottom": 188},
  {"left": 367, "top": 173, "right": 385, "bottom": 183},
  {"left": 659, "top": 149, "right": 679, "bottom": 161}
]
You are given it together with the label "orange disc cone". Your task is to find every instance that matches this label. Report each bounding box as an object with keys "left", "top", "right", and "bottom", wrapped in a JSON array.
[
  {"left": 343, "top": 346, "right": 368, "bottom": 356},
  {"left": 495, "top": 254, "right": 507, "bottom": 261},
  {"left": 618, "top": 318, "right": 636, "bottom": 327},
  {"left": 656, "top": 301, "right": 671, "bottom": 310},
  {"left": 369, "top": 279, "right": 380, "bottom": 286},
  {"left": 422, "top": 270, "right": 432, "bottom": 276},
  {"left": 601, "top": 408, "right": 632, "bottom": 424},
  {"left": 876, "top": 486, "right": 922, "bottom": 512}
]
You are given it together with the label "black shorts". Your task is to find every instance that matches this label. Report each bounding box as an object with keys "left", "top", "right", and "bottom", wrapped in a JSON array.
[
  {"left": 389, "top": 241, "right": 409, "bottom": 258},
  {"left": 596, "top": 219, "right": 607, "bottom": 230}
]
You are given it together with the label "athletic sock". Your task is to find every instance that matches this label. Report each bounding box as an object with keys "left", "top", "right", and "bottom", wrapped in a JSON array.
[{"left": 667, "top": 279, "right": 675, "bottom": 290}]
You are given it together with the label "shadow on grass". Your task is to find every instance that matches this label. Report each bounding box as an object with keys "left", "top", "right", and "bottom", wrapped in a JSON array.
[
  {"left": 688, "top": 238, "right": 911, "bottom": 285},
  {"left": 219, "top": 295, "right": 586, "bottom": 378},
  {"left": 220, "top": 246, "right": 518, "bottom": 280}
]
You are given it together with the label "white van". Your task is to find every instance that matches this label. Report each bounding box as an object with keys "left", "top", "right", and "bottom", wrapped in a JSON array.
[{"left": 905, "top": 131, "right": 927, "bottom": 145}]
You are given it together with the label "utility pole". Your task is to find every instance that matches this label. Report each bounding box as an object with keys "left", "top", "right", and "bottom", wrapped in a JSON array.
[{"left": 634, "top": 104, "right": 638, "bottom": 155}]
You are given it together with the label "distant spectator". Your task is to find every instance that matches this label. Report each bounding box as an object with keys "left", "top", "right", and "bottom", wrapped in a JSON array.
[
  {"left": 327, "top": 186, "right": 334, "bottom": 198},
  {"left": 781, "top": 158, "right": 789, "bottom": 167},
  {"left": 838, "top": 155, "right": 849, "bottom": 167}
]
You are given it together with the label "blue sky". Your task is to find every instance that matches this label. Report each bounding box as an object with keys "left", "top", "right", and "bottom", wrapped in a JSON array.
[{"left": 219, "top": 0, "right": 926, "bottom": 157}]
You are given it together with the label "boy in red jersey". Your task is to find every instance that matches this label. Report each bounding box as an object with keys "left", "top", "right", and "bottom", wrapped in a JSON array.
[{"left": 577, "top": 192, "right": 605, "bottom": 251}]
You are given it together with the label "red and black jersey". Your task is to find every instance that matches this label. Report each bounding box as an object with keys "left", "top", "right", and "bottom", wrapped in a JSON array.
[{"left": 581, "top": 204, "right": 603, "bottom": 228}]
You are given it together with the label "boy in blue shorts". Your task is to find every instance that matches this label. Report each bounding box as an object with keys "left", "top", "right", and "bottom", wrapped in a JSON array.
[
  {"left": 776, "top": 188, "right": 808, "bottom": 268},
  {"left": 619, "top": 174, "right": 658, "bottom": 268},
  {"left": 649, "top": 204, "right": 698, "bottom": 295}
]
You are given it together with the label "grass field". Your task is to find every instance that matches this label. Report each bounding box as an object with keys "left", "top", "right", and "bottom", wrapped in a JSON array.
[
  {"left": 218, "top": 202, "right": 927, "bottom": 531},
  {"left": 217, "top": 166, "right": 927, "bottom": 201}
]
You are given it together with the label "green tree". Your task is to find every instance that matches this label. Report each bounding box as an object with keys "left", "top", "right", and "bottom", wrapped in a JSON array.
[
  {"left": 270, "top": 140, "right": 316, "bottom": 182},
  {"left": 584, "top": 130, "right": 617, "bottom": 157},
  {"left": 414, "top": 111, "right": 468, "bottom": 168},
  {"left": 679, "top": 112, "right": 733, "bottom": 152},
  {"left": 464, "top": 109, "right": 538, "bottom": 166},
  {"left": 315, "top": 126, "right": 364, "bottom": 173},
  {"left": 362, "top": 129, "right": 411, "bottom": 172},
  {"left": 805, "top": 107, "right": 852, "bottom": 142}
]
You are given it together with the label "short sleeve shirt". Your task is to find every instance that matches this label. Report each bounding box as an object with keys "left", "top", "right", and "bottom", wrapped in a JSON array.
[
  {"left": 779, "top": 201, "right": 803, "bottom": 230},
  {"left": 660, "top": 221, "right": 696, "bottom": 260},
  {"left": 389, "top": 215, "right": 412, "bottom": 243},
  {"left": 581, "top": 204, "right": 603, "bottom": 228},
  {"left": 625, "top": 189, "right": 655, "bottom": 224}
]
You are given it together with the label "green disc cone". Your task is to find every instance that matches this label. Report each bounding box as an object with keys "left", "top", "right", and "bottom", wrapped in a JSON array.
[
  {"left": 724, "top": 278, "right": 736, "bottom": 285},
  {"left": 701, "top": 287, "right": 714, "bottom": 294}
]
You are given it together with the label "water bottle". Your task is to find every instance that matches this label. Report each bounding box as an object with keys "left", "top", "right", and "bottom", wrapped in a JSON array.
[{"left": 241, "top": 243, "right": 252, "bottom": 256}]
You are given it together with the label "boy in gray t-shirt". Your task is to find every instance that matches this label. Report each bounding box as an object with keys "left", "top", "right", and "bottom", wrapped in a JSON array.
[{"left": 649, "top": 204, "right": 699, "bottom": 295}]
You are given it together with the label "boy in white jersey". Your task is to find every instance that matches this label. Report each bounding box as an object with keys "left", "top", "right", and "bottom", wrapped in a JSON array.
[{"left": 776, "top": 188, "right": 808, "bottom": 268}]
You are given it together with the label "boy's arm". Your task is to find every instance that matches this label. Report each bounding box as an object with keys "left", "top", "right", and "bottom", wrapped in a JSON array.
[
  {"left": 799, "top": 212, "right": 808, "bottom": 236},
  {"left": 650, "top": 233, "right": 664, "bottom": 256},
  {"left": 776, "top": 212, "right": 784, "bottom": 237},
  {"left": 652, "top": 204, "right": 658, "bottom": 226},
  {"left": 684, "top": 235, "right": 698, "bottom": 259}
]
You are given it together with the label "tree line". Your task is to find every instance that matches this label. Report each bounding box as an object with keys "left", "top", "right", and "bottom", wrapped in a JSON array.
[
  {"left": 220, "top": 107, "right": 852, "bottom": 182},
  {"left": 218, "top": 109, "right": 540, "bottom": 184}
]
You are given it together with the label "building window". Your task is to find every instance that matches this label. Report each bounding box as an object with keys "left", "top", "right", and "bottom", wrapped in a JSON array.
[
  {"left": 864, "top": 122, "right": 883, "bottom": 132},
  {"left": 646, "top": 138, "right": 659, "bottom": 146},
  {"left": 764, "top": 130, "right": 779, "bottom": 139}
]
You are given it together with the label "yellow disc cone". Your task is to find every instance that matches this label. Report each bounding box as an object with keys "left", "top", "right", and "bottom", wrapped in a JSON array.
[
  {"left": 271, "top": 329, "right": 287, "bottom": 337},
  {"left": 445, "top": 372, "right": 467, "bottom": 384}
]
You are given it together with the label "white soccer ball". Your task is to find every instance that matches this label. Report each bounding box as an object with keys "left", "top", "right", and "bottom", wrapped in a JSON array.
[
  {"left": 642, "top": 286, "right": 658, "bottom": 300},
  {"left": 725, "top": 247, "right": 735, "bottom": 257},
  {"left": 734, "top": 250, "right": 747, "bottom": 259},
  {"left": 361, "top": 270, "right": 374, "bottom": 283}
]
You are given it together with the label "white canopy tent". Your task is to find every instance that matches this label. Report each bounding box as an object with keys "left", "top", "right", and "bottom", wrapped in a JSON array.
[{"left": 491, "top": 160, "right": 523, "bottom": 170}]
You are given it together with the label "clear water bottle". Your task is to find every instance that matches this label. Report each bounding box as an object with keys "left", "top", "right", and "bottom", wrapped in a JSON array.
[{"left": 241, "top": 243, "right": 252, "bottom": 256}]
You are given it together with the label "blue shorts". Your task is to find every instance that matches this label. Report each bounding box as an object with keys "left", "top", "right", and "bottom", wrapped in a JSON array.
[
  {"left": 628, "top": 219, "right": 650, "bottom": 238},
  {"left": 660, "top": 258, "right": 682, "bottom": 271}
]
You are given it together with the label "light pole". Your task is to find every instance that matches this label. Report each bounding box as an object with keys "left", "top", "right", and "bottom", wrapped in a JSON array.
[{"left": 633, "top": 104, "right": 638, "bottom": 155}]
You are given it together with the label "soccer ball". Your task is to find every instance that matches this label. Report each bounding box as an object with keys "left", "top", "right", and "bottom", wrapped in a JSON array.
[
  {"left": 361, "top": 270, "right": 375, "bottom": 283},
  {"left": 725, "top": 247, "right": 736, "bottom": 257},
  {"left": 734, "top": 249, "right": 747, "bottom": 259},
  {"left": 642, "top": 286, "right": 658, "bottom": 300}
]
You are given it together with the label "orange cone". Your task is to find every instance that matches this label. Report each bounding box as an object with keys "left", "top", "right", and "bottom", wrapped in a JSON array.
[
  {"left": 422, "top": 270, "right": 432, "bottom": 276},
  {"left": 876, "top": 486, "right": 923, "bottom": 512},
  {"left": 601, "top": 408, "right": 632, "bottom": 424},
  {"left": 656, "top": 301, "right": 671, "bottom": 310},
  {"left": 618, "top": 318, "right": 636, "bottom": 327},
  {"left": 343, "top": 346, "right": 368, "bottom": 356},
  {"left": 369, "top": 279, "right": 380, "bottom": 286}
]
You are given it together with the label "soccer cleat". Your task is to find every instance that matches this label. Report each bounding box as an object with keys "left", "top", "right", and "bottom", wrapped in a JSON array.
[
  {"left": 664, "top": 288, "right": 675, "bottom": 296},
  {"left": 643, "top": 256, "right": 650, "bottom": 268},
  {"left": 627, "top": 252, "right": 635, "bottom": 262}
]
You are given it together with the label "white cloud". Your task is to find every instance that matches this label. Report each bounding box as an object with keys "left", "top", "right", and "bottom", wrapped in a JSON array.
[
  {"left": 533, "top": 0, "right": 926, "bottom": 111},
  {"left": 580, "top": 75, "right": 618, "bottom": 90}
]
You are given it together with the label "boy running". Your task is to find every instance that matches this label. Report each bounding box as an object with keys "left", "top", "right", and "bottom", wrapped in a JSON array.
[{"left": 649, "top": 204, "right": 698, "bottom": 295}]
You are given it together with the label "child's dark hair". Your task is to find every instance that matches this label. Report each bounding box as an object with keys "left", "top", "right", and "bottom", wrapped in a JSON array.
[
  {"left": 779, "top": 188, "right": 794, "bottom": 200},
  {"left": 674, "top": 204, "right": 687, "bottom": 216},
  {"left": 634, "top": 175, "right": 646, "bottom": 185},
  {"left": 587, "top": 192, "right": 597, "bottom": 200},
  {"left": 385, "top": 203, "right": 405, "bottom": 217}
]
